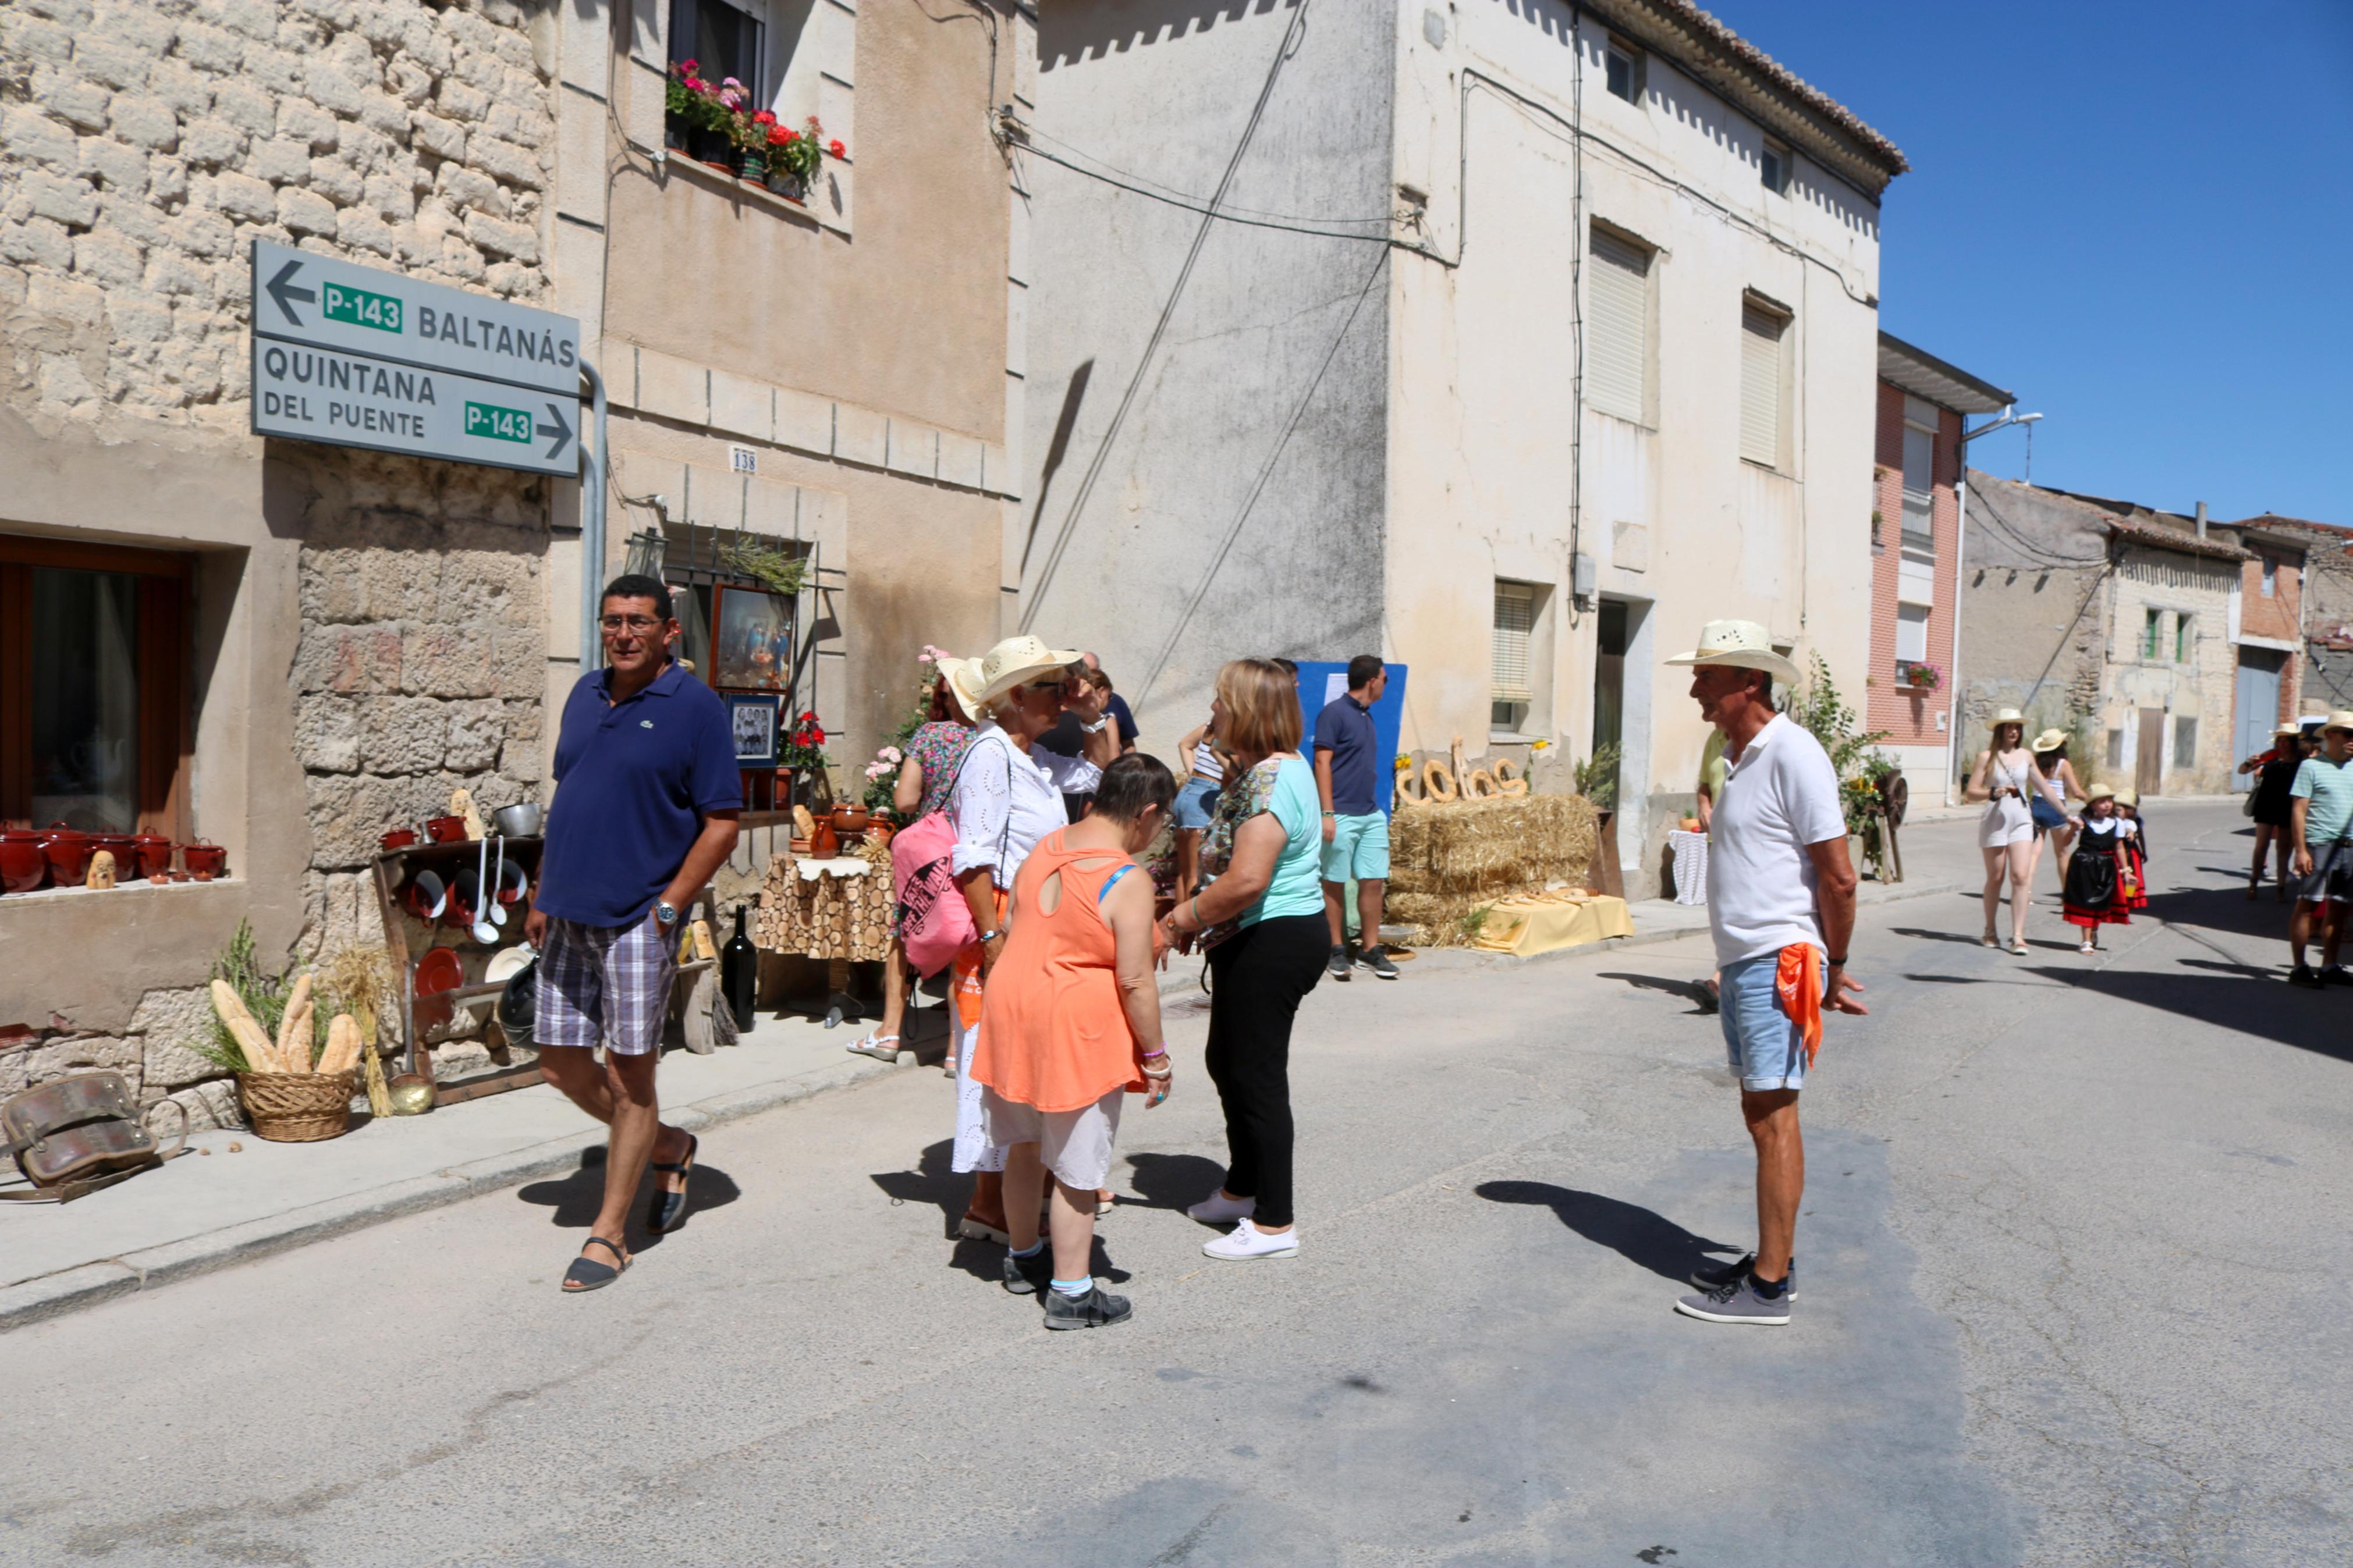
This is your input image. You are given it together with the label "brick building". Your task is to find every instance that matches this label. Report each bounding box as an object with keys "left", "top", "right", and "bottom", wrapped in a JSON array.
[{"left": 1868, "top": 333, "right": 2009, "bottom": 801}]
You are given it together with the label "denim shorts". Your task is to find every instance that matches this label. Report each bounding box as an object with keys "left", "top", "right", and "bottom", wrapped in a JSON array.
[
  {"left": 1719, "top": 950, "right": 1819, "bottom": 1092},
  {"left": 1319, "top": 810, "right": 1390, "bottom": 881},
  {"left": 2298, "top": 840, "right": 2353, "bottom": 905},
  {"left": 1173, "top": 776, "right": 1220, "bottom": 831}
]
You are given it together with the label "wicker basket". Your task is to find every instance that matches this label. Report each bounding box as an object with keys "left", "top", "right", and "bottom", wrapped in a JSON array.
[{"left": 235, "top": 1070, "right": 358, "bottom": 1143}]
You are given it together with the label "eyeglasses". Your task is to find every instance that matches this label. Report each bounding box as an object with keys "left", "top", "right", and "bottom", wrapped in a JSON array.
[
  {"left": 599, "top": 615, "right": 666, "bottom": 633},
  {"left": 1025, "top": 680, "right": 1067, "bottom": 697}
]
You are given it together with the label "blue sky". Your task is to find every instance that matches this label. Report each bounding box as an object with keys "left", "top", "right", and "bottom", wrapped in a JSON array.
[{"left": 1699, "top": 0, "right": 2353, "bottom": 523}]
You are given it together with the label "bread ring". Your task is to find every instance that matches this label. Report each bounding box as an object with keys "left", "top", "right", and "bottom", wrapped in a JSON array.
[
  {"left": 1464, "top": 767, "right": 1500, "bottom": 799},
  {"left": 1421, "top": 759, "right": 1458, "bottom": 801},
  {"left": 1491, "top": 758, "right": 1519, "bottom": 783}
]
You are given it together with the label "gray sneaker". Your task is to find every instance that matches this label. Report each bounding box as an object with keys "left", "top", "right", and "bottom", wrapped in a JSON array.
[
  {"left": 1691, "top": 1252, "right": 1795, "bottom": 1299},
  {"left": 1326, "top": 945, "right": 1353, "bottom": 982},
  {"left": 1042, "top": 1283, "right": 1133, "bottom": 1329},
  {"left": 1355, "top": 946, "right": 1400, "bottom": 980},
  {"left": 1001, "top": 1247, "right": 1050, "bottom": 1296},
  {"left": 1674, "top": 1271, "right": 1793, "bottom": 1325}
]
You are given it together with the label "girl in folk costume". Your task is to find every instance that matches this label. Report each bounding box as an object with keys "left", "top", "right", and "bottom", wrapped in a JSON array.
[
  {"left": 2113, "top": 786, "right": 2152, "bottom": 912},
  {"left": 2062, "top": 785, "right": 2131, "bottom": 953}
]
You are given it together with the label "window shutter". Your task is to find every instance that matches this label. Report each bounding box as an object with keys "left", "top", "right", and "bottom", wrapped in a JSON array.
[
  {"left": 1740, "top": 302, "right": 1782, "bottom": 466},
  {"left": 1492, "top": 582, "right": 1534, "bottom": 702},
  {"left": 1895, "top": 603, "right": 1929, "bottom": 664},
  {"left": 1588, "top": 230, "right": 1649, "bottom": 423}
]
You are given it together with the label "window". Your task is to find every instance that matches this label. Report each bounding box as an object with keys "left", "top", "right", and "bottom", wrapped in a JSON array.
[
  {"left": 1900, "top": 415, "right": 1935, "bottom": 552},
  {"left": 1761, "top": 137, "right": 1790, "bottom": 194},
  {"left": 2173, "top": 716, "right": 2197, "bottom": 770},
  {"left": 1605, "top": 39, "right": 1642, "bottom": 104},
  {"left": 2261, "top": 556, "right": 2277, "bottom": 598},
  {"left": 1739, "top": 297, "right": 1788, "bottom": 468},
  {"left": 1895, "top": 603, "right": 1930, "bottom": 667},
  {"left": 1492, "top": 581, "right": 1535, "bottom": 733},
  {"left": 1587, "top": 226, "right": 1653, "bottom": 425},
  {"left": 2106, "top": 727, "right": 2124, "bottom": 770},
  {"left": 2142, "top": 608, "right": 2163, "bottom": 660},
  {"left": 1, "top": 535, "right": 190, "bottom": 837},
  {"left": 670, "top": 0, "right": 765, "bottom": 104},
  {"left": 2175, "top": 613, "right": 2192, "bottom": 664}
]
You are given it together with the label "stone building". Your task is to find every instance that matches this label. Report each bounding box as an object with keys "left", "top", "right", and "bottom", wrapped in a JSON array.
[
  {"left": 0, "top": 0, "right": 1035, "bottom": 1121},
  {"left": 1955, "top": 473, "right": 2269, "bottom": 797},
  {"left": 2227, "top": 513, "right": 2346, "bottom": 722},
  {"left": 1019, "top": 0, "right": 1903, "bottom": 895}
]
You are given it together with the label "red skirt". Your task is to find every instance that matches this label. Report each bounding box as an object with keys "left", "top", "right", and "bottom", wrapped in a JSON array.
[
  {"left": 2063, "top": 901, "right": 2130, "bottom": 929},
  {"left": 2123, "top": 844, "right": 2149, "bottom": 910}
]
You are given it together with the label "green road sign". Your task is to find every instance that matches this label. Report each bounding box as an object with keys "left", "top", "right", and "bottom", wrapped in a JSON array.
[{"left": 253, "top": 339, "right": 579, "bottom": 477}]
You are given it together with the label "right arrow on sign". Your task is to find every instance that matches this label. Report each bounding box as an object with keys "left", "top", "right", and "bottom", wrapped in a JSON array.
[
  {"left": 538, "top": 401, "right": 574, "bottom": 461},
  {"left": 265, "top": 257, "right": 315, "bottom": 327}
]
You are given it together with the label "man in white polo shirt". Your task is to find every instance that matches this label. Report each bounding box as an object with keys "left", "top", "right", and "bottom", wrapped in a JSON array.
[{"left": 1665, "top": 621, "right": 1866, "bottom": 1326}]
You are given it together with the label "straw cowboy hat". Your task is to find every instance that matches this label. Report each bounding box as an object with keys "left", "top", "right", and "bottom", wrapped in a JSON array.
[
  {"left": 2032, "top": 727, "right": 2070, "bottom": 753},
  {"left": 2082, "top": 782, "right": 2116, "bottom": 803},
  {"left": 2276, "top": 721, "right": 2305, "bottom": 738},
  {"left": 932, "top": 655, "right": 986, "bottom": 719},
  {"left": 1987, "top": 707, "right": 2027, "bottom": 734},
  {"left": 2112, "top": 785, "right": 2139, "bottom": 808},
  {"left": 973, "top": 634, "right": 1084, "bottom": 706},
  {"left": 1664, "top": 619, "right": 1799, "bottom": 687},
  {"left": 2326, "top": 710, "right": 2353, "bottom": 735}
]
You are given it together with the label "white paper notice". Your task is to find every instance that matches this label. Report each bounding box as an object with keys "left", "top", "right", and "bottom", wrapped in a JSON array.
[{"left": 1322, "top": 672, "right": 1347, "bottom": 707}]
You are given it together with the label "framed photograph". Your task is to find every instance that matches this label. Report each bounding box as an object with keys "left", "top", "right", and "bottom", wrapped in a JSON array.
[
  {"left": 711, "top": 584, "right": 794, "bottom": 692},
  {"left": 726, "top": 693, "right": 783, "bottom": 767}
]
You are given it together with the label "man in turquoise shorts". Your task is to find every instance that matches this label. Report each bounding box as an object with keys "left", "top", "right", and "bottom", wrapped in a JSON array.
[
  {"left": 1314, "top": 655, "right": 1396, "bottom": 981},
  {"left": 2287, "top": 710, "right": 2353, "bottom": 987}
]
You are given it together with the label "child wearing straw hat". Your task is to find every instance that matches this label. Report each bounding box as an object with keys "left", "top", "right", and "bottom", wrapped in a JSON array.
[
  {"left": 2061, "top": 785, "right": 2131, "bottom": 952},
  {"left": 2113, "top": 786, "right": 2151, "bottom": 912}
]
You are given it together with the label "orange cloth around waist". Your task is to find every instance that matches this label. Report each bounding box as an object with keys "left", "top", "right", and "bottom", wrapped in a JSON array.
[
  {"left": 1774, "top": 943, "right": 1824, "bottom": 1068},
  {"left": 970, "top": 830, "right": 1146, "bottom": 1114},
  {"left": 950, "top": 887, "right": 1010, "bottom": 1031}
]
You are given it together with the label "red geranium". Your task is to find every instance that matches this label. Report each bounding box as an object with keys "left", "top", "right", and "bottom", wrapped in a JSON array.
[
  {"left": 679, "top": 58, "right": 698, "bottom": 75},
  {"left": 828, "top": 139, "right": 845, "bottom": 159},
  {"left": 752, "top": 109, "right": 775, "bottom": 126},
  {"left": 767, "top": 125, "right": 792, "bottom": 147}
]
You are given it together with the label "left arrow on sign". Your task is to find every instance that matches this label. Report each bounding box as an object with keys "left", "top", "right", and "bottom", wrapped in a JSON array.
[
  {"left": 538, "top": 401, "right": 574, "bottom": 461},
  {"left": 265, "top": 258, "right": 316, "bottom": 326}
]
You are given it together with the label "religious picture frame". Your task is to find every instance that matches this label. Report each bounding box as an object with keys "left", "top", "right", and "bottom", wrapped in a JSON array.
[
  {"left": 711, "top": 584, "right": 794, "bottom": 693},
  {"left": 726, "top": 693, "right": 783, "bottom": 767}
]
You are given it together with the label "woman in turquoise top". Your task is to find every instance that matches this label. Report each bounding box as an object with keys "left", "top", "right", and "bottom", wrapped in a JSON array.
[{"left": 1161, "top": 657, "right": 1330, "bottom": 1262}]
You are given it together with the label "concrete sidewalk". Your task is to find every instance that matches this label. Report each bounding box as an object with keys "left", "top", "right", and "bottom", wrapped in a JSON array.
[{"left": 0, "top": 877, "right": 1950, "bottom": 1332}]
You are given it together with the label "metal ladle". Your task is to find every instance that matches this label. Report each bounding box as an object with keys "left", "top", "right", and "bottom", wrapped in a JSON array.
[
  {"left": 470, "top": 834, "right": 498, "bottom": 944},
  {"left": 488, "top": 835, "right": 508, "bottom": 926}
]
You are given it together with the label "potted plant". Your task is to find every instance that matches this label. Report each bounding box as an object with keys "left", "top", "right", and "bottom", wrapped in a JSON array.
[
  {"left": 778, "top": 710, "right": 832, "bottom": 805},
  {"left": 739, "top": 109, "right": 777, "bottom": 184},
  {"left": 764, "top": 117, "right": 843, "bottom": 202},
  {"left": 1898, "top": 659, "right": 1942, "bottom": 692},
  {"left": 664, "top": 59, "right": 697, "bottom": 150}
]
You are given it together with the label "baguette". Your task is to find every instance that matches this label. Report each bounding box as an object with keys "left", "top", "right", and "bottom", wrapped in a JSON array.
[
  {"left": 210, "top": 979, "right": 278, "bottom": 1072},
  {"left": 275, "top": 975, "right": 315, "bottom": 1068},
  {"left": 320, "top": 1013, "right": 361, "bottom": 1076}
]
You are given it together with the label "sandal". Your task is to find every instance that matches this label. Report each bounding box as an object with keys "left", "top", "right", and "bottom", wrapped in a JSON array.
[
  {"left": 1097, "top": 1190, "right": 1116, "bottom": 1218},
  {"left": 562, "top": 1235, "right": 629, "bottom": 1292},
  {"left": 647, "top": 1131, "right": 697, "bottom": 1233},
  {"left": 957, "top": 1212, "right": 1010, "bottom": 1245},
  {"left": 2008, "top": 941, "right": 2030, "bottom": 957},
  {"left": 846, "top": 1033, "right": 902, "bottom": 1062},
  {"left": 1981, "top": 931, "right": 2000, "bottom": 948}
]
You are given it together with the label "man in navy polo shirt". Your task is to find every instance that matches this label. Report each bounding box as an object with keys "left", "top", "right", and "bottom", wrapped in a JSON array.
[
  {"left": 1314, "top": 654, "right": 1397, "bottom": 982},
  {"left": 526, "top": 574, "right": 741, "bottom": 1292}
]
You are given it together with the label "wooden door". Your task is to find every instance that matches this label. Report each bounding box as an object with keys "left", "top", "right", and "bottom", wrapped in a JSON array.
[{"left": 2137, "top": 708, "right": 2165, "bottom": 795}]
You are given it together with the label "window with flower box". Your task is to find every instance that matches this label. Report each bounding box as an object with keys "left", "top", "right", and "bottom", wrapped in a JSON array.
[{"left": 663, "top": 0, "right": 847, "bottom": 209}]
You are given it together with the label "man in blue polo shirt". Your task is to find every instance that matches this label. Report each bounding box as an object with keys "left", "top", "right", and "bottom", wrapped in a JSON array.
[
  {"left": 526, "top": 574, "right": 741, "bottom": 1292},
  {"left": 1314, "top": 654, "right": 1397, "bottom": 981}
]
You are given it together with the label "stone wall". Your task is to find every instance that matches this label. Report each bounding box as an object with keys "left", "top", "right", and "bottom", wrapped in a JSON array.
[{"left": 1, "top": 0, "right": 563, "bottom": 1127}]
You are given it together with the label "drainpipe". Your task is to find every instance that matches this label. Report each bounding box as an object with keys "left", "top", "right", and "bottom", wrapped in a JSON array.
[
  {"left": 577, "top": 358, "right": 608, "bottom": 671},
  {"left": 1944, "top": 457, "right": 1971, "bottom": 806}
]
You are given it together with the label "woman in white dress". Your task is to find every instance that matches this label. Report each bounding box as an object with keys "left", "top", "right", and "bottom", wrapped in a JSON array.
[
  {"left": 1965, "top": 708, "right": 2065, "bottom": 954},
  {"left": 944, "top": 636, "right": 1117, "bottom": 1243}
]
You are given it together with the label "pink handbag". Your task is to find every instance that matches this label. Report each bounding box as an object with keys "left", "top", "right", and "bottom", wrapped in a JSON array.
[{"left": 892, "top": 808, "right": 975, "bottom": 976}]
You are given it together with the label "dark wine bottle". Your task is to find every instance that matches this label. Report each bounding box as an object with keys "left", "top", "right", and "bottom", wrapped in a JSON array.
[{"left": 722, "top": 904, "right": 758, "bottom": 1032}]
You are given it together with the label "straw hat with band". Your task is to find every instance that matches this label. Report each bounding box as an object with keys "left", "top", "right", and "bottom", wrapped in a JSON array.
[
  {"left": 2082, "top": 783, "right": 2116, "bottom": 805},
  {"left": 1663, "top": 620, "right": 1800, "bottom": 687},
  {"left": 932, "top": 655, "right": 986, "bottom": 719},
  {"left": 2276, "top": 721, "right": 2305, "bottom": 739},
  {"left": 1986, "top": 707, "right": 2027, "bottom": 738},
  {"left": 2111, "top": 785, "right": 2139, "bottom": 808},
  {"left": 2326, "top": 710, "right": 2353, "bottom": 736},
  {"left": 972, "top": 635, "right": 1084, "bottom": 707},
  {"left": 2032, "top": 727, "right": 2070, "bottom": 753}
]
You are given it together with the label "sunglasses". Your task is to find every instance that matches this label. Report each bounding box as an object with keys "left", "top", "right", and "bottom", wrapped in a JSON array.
[{"left": 1025, "top": 679, "right": 1069, "bottom": 697}]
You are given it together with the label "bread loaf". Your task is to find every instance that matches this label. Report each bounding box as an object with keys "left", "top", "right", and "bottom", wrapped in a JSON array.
[{"left": 211, "top": 979, "right": 278, "bottom": 1072}]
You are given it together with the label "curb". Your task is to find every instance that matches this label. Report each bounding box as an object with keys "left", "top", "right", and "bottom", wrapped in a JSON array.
[
  {"left": 0, "top": 1050, "right": 906, "bottom": 1335},
  {"left": 1481, "top": 877, "right": 1967, "bottom": 965}
]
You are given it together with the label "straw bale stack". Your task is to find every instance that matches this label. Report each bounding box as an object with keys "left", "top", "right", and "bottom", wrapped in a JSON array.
[{"left": 1386, "top": 792, "right": 1599, "bottom": 943}]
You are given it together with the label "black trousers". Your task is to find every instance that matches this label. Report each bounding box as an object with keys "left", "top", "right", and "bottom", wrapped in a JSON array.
[{"left": 1202, "top": 912, "right": 1327, "bottom": 1229}]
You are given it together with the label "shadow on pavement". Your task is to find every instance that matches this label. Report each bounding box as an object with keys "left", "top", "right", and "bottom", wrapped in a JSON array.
[
  {"left": 1596, "top": 972, "right": 1715, "bottom": 1014},
  {"left": 870, "top": 1139, "right": 1131, "bottom": 1283},
  {"left": 2024, "top": 966, "right": 2351, "bottom": 1064},
  {"left": 516, "top": 1143, "right": 743, "bottom": 1253},
  {"left": 1123, "top": 1150, "right": 1227, "bottom": 1213},
  {"left": 1475, "top": 1181, "right": 1738, "bottom": 1285}
]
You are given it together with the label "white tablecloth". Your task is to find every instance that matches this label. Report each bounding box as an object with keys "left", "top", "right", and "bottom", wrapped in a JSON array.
[{"left": 1668, "top": 830, "right": 1709, "bottom": 906}]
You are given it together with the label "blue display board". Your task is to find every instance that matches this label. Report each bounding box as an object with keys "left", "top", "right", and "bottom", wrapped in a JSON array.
[{"left": 1290, "top": 662, "right": 1410, "bottom": 816}]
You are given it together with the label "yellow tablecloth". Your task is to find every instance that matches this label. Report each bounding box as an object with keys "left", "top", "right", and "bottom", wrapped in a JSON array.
[{"left": 1471, "top": 892, "right": 1634, "bottom": 957}]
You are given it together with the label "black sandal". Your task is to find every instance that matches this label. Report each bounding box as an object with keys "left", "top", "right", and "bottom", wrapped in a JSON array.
[
  {"left": 562, "top": 1235, "right": 629, "bottom": 1292},
  {"left": 647, "top": 1131, "right": 698, "bottom": 1233}
]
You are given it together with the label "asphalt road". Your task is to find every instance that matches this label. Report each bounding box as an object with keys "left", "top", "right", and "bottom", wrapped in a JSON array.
[{"left": 1, "top": 801, "right": 2343, "bottom": 1567}]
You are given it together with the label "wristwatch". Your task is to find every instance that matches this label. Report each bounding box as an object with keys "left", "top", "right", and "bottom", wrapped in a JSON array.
[
  {"left": 977, "top": 928, "right": 1003, "bottom": 944},
  {"left": 1080, "top": 717, "right": 1110, "bottom": 734},
  {"left": 655, "top": 900, "right": 680, "bottom": 927}
]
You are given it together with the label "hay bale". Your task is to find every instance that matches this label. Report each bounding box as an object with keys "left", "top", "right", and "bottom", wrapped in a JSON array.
[{"left": 1389, "top": 793, "right": 1596, "bottom": 898}]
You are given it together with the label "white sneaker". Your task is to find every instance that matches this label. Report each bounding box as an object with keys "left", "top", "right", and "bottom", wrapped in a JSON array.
[
  {"left": 1185, "top": 1190, "right": 1257, "bottom": 1225},
  {"left": 1202, "top": 1217, "right": 1298, "bottom": 1261}
]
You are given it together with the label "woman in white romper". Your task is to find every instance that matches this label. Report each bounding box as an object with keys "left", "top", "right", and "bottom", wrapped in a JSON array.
[{"left": 1965, "top": 708, "right": 2064, "bottom": 954}]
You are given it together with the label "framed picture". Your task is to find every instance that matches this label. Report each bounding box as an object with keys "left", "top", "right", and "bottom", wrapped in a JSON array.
[
  {"left": 726, "top": 693, "right": 783, "bottom": 767},
  {"left": 711, "top": 584, "right": 794, "bottom": 692}
]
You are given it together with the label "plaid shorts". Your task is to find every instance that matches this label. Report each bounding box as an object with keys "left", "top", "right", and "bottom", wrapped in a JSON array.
[{"left": 537, "top": 909, "right": 677, "bottom": 1055}]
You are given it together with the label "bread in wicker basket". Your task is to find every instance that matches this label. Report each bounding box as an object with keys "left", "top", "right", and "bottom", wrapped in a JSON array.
[{"left": 235, "top": 1070, "right": 357, "bottom": 1143}]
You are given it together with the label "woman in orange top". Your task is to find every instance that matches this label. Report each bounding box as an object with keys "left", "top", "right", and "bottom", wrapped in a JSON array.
[{"left": 971, "top": 754, "right": 1177, "bottom": 1330}]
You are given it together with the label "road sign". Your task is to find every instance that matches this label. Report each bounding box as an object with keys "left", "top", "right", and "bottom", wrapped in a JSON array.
[
  {"left": 251, "top": 337, "right": 579, "bottom": 477},
  {"left": 250, "top": 240, "right": 581, "bottom": 397}
]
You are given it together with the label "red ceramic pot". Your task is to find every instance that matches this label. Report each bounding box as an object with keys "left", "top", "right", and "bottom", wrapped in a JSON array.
[
  {"left": 424, "top": 816, "right": 467, "bottom": 844},
  {"left": 132, "top": 835, "right": 173, "bottom": 878},
  {"left": 181, "top": 842, "right": 228, "bottom": 879},
  {"left": 90, "top": 834, "right": 137, "bottom": 873},
  {"left": 41, "top": 831, "right": 92, "bottom": 884},
  {"left": 379, "top": 828, "right": 419, "bottom": 852},
  {"left": 0, "top": 841, "right": 45, "bottom": 894}
]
